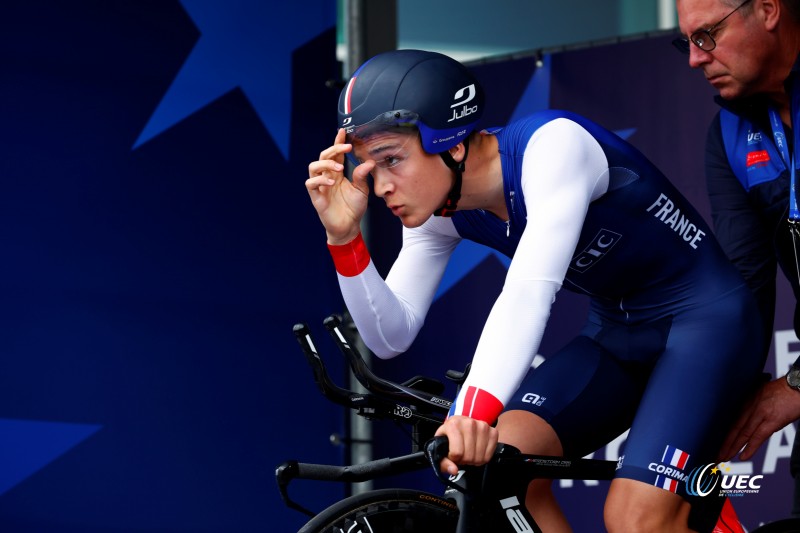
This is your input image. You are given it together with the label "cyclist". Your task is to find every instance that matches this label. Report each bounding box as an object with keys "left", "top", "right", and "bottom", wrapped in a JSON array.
[{"left": 305, "top": 49, "right": 763, "bottom": 532}]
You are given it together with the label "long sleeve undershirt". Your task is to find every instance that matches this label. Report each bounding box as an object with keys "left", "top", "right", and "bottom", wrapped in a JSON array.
[{"left": 336, "top": 118, "right": 610, "bottom": 423}]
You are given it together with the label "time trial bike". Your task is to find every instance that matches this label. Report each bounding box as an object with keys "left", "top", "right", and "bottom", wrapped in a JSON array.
[{"left": 276, "top": 315, "right": 760, "bottom": 532}]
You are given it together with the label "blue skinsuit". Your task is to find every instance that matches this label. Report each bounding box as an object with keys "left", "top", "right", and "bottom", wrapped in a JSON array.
[{"left": 454, "top": 110, "right": 763, "bottom": 497}]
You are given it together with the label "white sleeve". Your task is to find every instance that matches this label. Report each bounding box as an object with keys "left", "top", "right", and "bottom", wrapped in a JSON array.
[
  {"left": 454, "top": 118, "right": 610, "bottom": 421},
  {"left": 338, "top": 216, "right": 461, "bottom": 359}
]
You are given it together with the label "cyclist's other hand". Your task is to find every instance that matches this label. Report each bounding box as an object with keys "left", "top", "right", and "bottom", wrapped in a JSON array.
[
  {"left": 306, "top": 128, "right": 376, "bottom": 245},
  {"left": 434, "top": 416, "right": 498, "bottom": 475}
]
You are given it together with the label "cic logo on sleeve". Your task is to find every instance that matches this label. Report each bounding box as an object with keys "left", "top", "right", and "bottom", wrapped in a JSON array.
[{"left": 569, "top": 229, "right": 622, "bottom": 273}]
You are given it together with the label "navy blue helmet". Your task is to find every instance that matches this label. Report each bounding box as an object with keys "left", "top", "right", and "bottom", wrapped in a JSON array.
[{"left": 338, "top": 49, "right": 485, "bottom": 154}]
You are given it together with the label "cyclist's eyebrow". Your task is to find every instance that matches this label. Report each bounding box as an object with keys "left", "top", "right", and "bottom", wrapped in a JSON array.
[
  {"left": 367, "top": 143, "right": 402, "bottom": 158},
  {"left": 352, "top": 142, "right": 400, "bottom": 163}
]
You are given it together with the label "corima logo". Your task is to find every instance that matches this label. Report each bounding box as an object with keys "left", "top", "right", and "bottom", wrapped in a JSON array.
[
  {"left": 649, "top": 445, "right": 690, "bottom": 493},
  {"left": 448, "top": 84, "right": 478, "bottom": 123},
  {"left": 569, "top": 229, "right": 622, "bottom": 273}
]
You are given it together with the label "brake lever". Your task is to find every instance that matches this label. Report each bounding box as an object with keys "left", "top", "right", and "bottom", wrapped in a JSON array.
[{"left": 424, "top": 436, "right": 468, "bottom": 494}]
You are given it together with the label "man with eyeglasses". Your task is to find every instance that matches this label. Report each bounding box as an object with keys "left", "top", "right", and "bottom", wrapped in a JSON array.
[{"left": 676, "top": 0, "right": 800, "bottom": 518}]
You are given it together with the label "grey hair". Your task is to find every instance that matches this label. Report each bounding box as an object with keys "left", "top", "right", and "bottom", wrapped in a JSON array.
[
  {"left": 720, "top": 0, "right": 756, "bottom": 14},
  {"left": 721, "top": 0, "right": 800, "bottom": 22}
]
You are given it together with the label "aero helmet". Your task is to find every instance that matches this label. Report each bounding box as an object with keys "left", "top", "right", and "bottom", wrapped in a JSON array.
[{"left": 338, "top": 49, "right": 485, "bottom": 154}]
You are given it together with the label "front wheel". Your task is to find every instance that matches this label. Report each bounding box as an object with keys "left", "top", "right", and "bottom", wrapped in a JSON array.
[{"left": 298, "top": 488, "right": 459, "bottom": 533}]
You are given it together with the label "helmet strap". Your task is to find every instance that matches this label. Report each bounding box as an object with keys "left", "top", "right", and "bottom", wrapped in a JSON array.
[{"left": 433, "top": 137, "right": 470, "bottom": 217}]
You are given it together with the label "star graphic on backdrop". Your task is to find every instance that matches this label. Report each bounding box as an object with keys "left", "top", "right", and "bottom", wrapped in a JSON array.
[
  {"left": 436, "top": 55, "right": 636, "bottom": 301},
  {"left": 436, "top": 240, "right": 511, "bottom": 300},
  {"left": 0, "top": 418, "right": 101, "bottom": 496},
  {"left": 133, "top": 1, "right": 335, "bottom": 158}
]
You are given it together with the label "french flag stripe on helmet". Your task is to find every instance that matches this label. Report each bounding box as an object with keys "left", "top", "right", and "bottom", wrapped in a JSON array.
[
  {"left": 344, "top": 76, "right": 357, "bottom": 114},
  {"left": 662, "top": 445, "right": 690, "bottom": 469},
  {"left": 343, "top": 60, "right": 371, "bottom": 115}
]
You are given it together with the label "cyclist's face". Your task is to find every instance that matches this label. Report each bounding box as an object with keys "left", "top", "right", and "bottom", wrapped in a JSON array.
[{"left": 351, "top": 132, "right": 452, "bottom": 228}]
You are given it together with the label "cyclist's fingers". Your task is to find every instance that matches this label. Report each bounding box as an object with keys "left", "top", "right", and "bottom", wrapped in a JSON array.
[
  {"left": 305, "top": 175, "right": 336, "bottom": 194},
  {"left": 435, "top": 417, "right": 496, "bottom": 467},
  {"left": 317, "top": 143, "right": 351, "bottom": 164},
  {"left": 439, "top": 457, "right": 459, "bottom": 476},
  {"left": 456, "top": 418, "right": 495, "bottom": 465},
  {"left": 439, "top": 419, "right": 478, "bottom": 465},
  {"left": 334, "top": 127, "right": 346, "bottom": 144},
  {"left": 459, "top": 424, "right": 478, "bottom": 465},
  {"left": 482, "top": 427, "right": 499, "bottom": 464},
  {"left": 435, "top": 423, "right": 465, "bottom": 466},
  {"left": 318, "top": 129, "right": 352, "bottom": 161},
  {"left": 351, "top": 160, "right": 375, "bottom": 193},
  {"left": 472, "top": 428, "right": 496, "bottom": 466},
  {"left": 309, "top": 158, "right": 344, "bottom": 173}
]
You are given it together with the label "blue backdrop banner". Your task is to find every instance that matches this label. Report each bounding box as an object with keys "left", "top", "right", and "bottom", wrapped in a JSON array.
[{"left": 0, "top": 1, "right": 344, "bottom": 532}]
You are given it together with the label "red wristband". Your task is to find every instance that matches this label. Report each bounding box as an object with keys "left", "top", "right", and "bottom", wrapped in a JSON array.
[
  {"left": 327, "top": 233, "right": 371, "bottom": 277},
  {"left": 449, "top": 386, "right": 504, "bottom": 425}
]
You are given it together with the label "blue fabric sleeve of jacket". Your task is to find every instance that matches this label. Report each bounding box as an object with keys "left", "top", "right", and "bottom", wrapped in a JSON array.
[{"left": 705, "top": 112, "right": 777, "bottom": 350}]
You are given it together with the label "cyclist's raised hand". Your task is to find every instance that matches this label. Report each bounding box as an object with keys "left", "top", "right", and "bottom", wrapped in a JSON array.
[
  {"left": 434, "top": 415, "right": 498, "bottom": 475},
  {"left": 306, "top": 128, "right": 376, "bottom": 245}
]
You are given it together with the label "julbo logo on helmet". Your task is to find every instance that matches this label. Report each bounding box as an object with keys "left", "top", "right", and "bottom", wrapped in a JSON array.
[
  {"left": 337, "top": 49, "right": 485, "bottom": 154},
  {"left": 448, "top": 84, "right": 478, "bottom": 123}
]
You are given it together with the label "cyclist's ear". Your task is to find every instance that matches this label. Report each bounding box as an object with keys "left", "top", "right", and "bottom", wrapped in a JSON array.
[{"left": 447, "top": 141, "right": 467, "bottom": 164}]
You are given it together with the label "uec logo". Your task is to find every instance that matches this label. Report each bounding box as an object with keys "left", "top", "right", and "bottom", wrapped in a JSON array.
[
  {"left": 685, "top": 464, "right": 764, "bottom": 497},
  {"left": 685, "top": 464, "right": 721, "bottom": 497}
]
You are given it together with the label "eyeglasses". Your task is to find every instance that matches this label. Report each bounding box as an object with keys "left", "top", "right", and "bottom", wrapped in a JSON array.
[{"left": 672, "top": 0, "right": 753, "bottom": 54}]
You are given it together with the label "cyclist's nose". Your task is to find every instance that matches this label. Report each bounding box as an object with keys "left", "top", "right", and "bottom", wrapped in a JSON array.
[{"left": 373, "top": 170, "right": 395, "bottom": 198}]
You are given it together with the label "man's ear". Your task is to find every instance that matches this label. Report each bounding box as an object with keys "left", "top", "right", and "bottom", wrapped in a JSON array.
[{"left": 760, "top": 0, "right": 781, "bottom": 31}]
